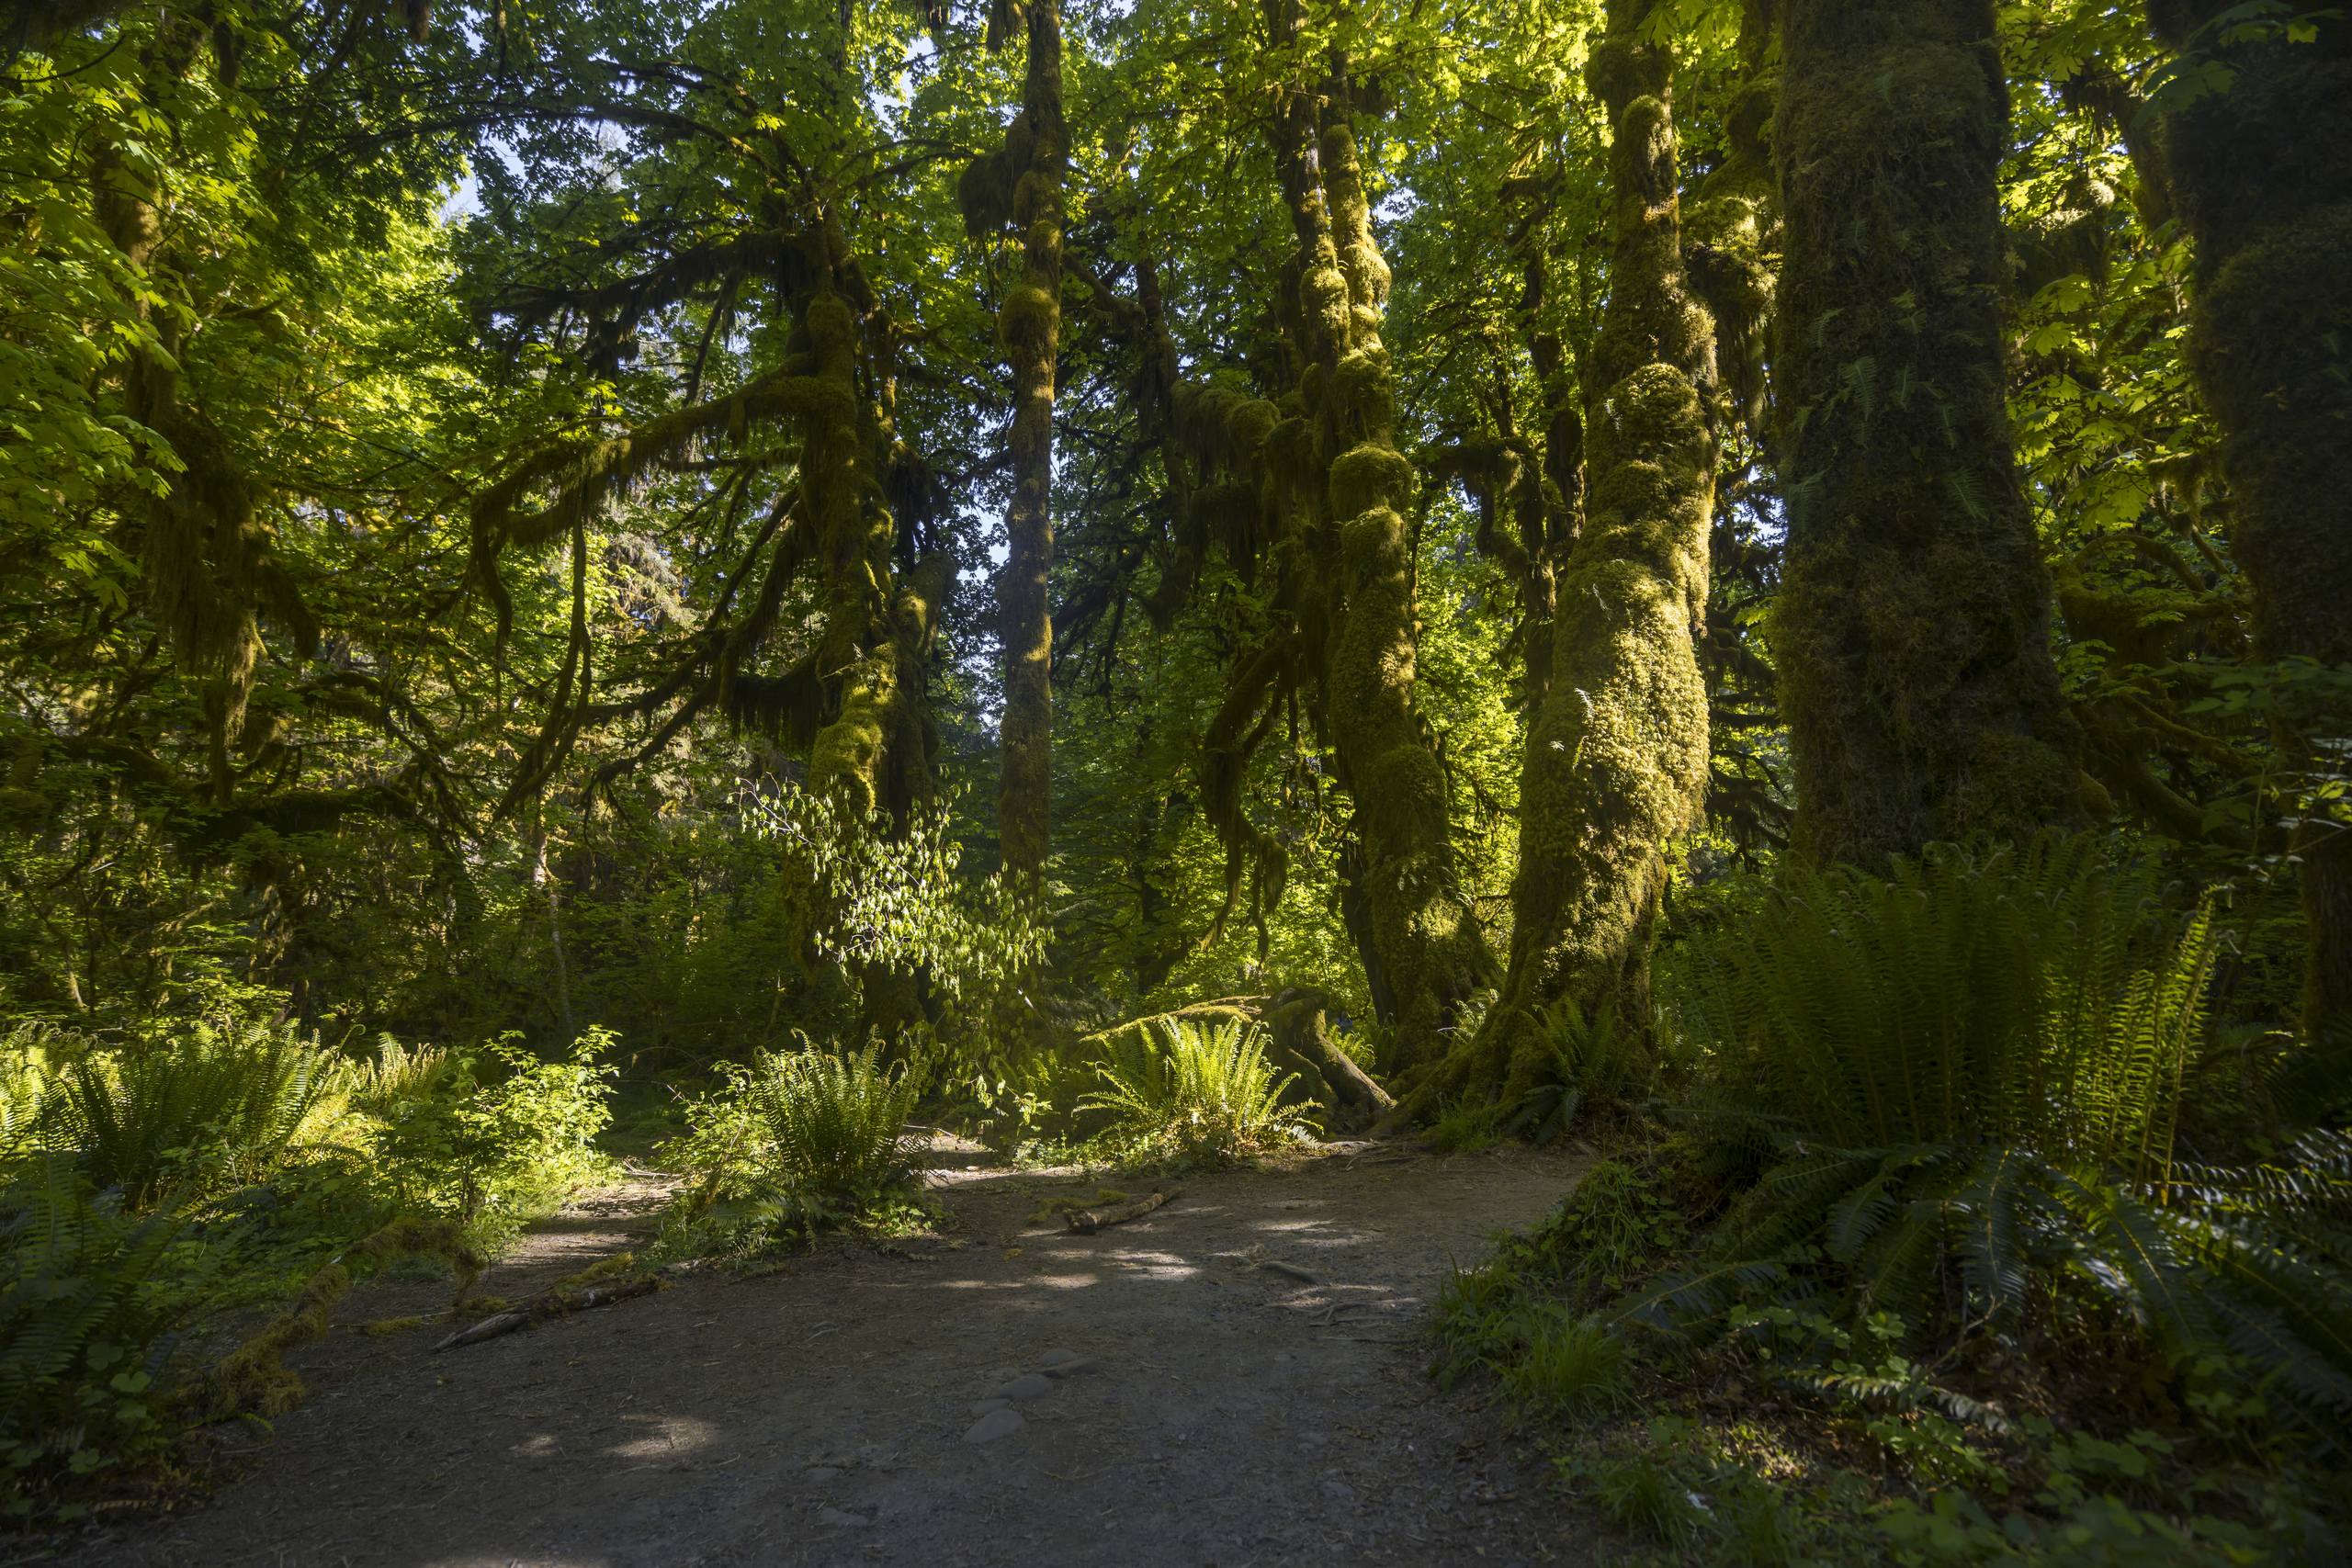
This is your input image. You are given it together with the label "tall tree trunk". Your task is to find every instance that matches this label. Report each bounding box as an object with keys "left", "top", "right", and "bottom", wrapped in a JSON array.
[
  {"left": 1411, "top": 0, "right": 1717, "bottom": 1110},
  {"left": 2146, "top": 3, "right": 2352, "bottom": 1036},
  {"left": 1265, "top": 36, "right": 1494, "bottom": 1070},
  {"left": 1772, "top": 0, "right": 2083, "bottom": 869},
  {"left": 996, "top": 0, "right": 1066, "bottom": 889}
]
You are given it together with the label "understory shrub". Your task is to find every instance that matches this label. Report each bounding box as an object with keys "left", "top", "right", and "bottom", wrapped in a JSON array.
[
  {"left": 656, "top": 1037, "right": 928, "bottom": 1255},
  {"left": 1077, "top": 1016, "right": 1313, "bottom": 1164},
  {"left": 1, "top": 1160, "right": 200, "bottom": 1520},
  {"left": 366, "top": 1028, "right": 617, "bottom": 1249},
  {"left": 1440, "top": 837, "right": 2351, "bottom": 1560}
]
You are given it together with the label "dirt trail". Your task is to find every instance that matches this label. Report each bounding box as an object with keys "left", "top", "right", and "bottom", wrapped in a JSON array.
[{"left": 53, "top": 1142, "right": 1593, "bottom": 1567}]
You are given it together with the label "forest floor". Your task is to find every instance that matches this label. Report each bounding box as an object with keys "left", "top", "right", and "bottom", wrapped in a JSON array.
[{"left": 41, "top": 1138, "right": 1598, "bottom": 1567}]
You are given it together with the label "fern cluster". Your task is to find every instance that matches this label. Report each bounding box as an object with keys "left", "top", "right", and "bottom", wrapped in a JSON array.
[
  {"left": 743, "top": 1040, "right": 923, "bottom": 1204},
  {"left": 656, "top": 1036, "right": 927, "bottom": 1254},
  {"left": 1, "top": 1159, "right": 199, "bottom": 1520},
  {"left": 5, "top": 1015, "right": 334, "bottom": 1208},
  {"left": 1639, "top": 837, "right": 2352, "bottom": 1427},
  {"left": 1504, "top": 997, "right": 1665, "bottom": 1143},
  {"left": 1665, "top": 836, "right": 2199, "bottom": 1158},
  {"left": 1077, "top": 1017, "right": 1313, "bottom": 1165},
  {"left": 0, "top": 1012, "right": 619, "bottom": 1520}
]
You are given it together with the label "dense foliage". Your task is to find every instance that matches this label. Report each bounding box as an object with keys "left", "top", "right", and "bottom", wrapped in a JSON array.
[{"left": 3, "top": 0, "right": 2346, "bottom": 1548}]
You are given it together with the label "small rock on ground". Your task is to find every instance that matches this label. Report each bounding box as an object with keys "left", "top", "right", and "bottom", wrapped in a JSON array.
[
  {"left": 963, "top": 1407, "right": 1024, "bottom": 1444},
  {"left": 992, "top": 1371, "right": 1053, "bottom": 1400}
]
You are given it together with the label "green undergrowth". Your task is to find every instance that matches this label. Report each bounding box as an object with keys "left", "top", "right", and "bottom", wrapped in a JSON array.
[
  {"left": 974, "top": 1015, "right": 1319, "bottom": 1172},
  {"left": 650, "top": 1035, "right": 942, "bottom": 1262},
  {"left": 1, "top": 1009, "right": 617, "bottom": 1524},
  {"left": 1433, "top": 840, "right": 2351, "bottom": 1564},
  {"left": 1074, "top": 1016, "right": 1317, "bottom": 1167}
]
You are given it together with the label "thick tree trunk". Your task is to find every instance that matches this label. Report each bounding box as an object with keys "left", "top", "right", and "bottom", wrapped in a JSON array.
[
  {"left": 1300, "top": 69, "right": 1495, "bottom": 1071},
  {"left": 1411, "top": 0, "right": 1717, "bottom": 1111},
  {"left": 800, "top": 286, "right": 939, "bottom": 822},
  {"left": 997, "top": 0, "right": 1066, "bottom": 889},
  {"left": 1771, "top": 0, "right": 2083, "bottom": 869},
  {"left": 2146, "top": 3, "right": 2352, "bottom": 1037}
]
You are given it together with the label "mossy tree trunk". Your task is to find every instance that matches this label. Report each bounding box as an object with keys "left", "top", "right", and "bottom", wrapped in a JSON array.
[
  {"left": 790, "top": 280, "right": 945, "bottom": 827},
  {"left": 1265, "top": 34, "right": 1495, "bottom": 1071},
  {"left": 2146, "top": 3, "right": 2351, "bottom": 1036},
  {"left": 995, "top": 0, "right": 1067, "bottom": 891},
  {"left": 1770, "top": 0, "right": 2083, "bottom": 869},
  {"left": 1411, "top": 0, "right": 1717, "bottom": 1111}
]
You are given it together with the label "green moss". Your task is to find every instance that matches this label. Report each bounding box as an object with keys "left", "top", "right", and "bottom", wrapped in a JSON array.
[
  {"left": 1410, "top": 0, "right": 1719, "bottom": 1119},
  {"left": 1329, "top": 444, "right": 1413, "bottom": 520},
  {"left": 998, "top": 280, "right": 1059, "bottom": 355},
  {"left": 2149, "top": 2, "right": 2351, "bottom": 1032},
  {"left": 1770, "top": 0, "right": 2083, "bottom": 868},
  {"left": 1299, "top": 257, "right": 1351, "bottom": 349}
]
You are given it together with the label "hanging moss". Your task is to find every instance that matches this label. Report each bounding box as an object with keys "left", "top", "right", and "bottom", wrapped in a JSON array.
[
  {"left": 956, "top": 150, "right": 1015, "bottom": 237},
  {"left": 1200, "top": 635, "right": 1298, "bottom": 945},
  {"left": 1770, "top": 0, "right": 2084, "bottom": 869},
  {"left": 1187, "top": 479, "right": 1256, "bottom": 570},
  {"left": 997, "top": 280, "right": 1059, "bottom": 355}
]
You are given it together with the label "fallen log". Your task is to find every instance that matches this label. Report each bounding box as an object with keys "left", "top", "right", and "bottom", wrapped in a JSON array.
[
  {"left": 435, "top": 1271, "right": 666, "bottom": 1351},
  {"left": 1065, "top": 1189, "right": 1176, "bottom": 1235}
]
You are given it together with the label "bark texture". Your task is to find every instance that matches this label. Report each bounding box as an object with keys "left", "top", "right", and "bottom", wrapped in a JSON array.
[
  {"left": 1304, "top": 79, "right": 1494, "bottom": 1071},
  {"left": 1772, "top": 0, "right": 2083, "bottom": 869},
  {"left": 1413, "top": 0, "right": 1717, "bottom": 1109},
  {"left": 2147, "top": 2, "right": 2352, "bottom": 1035},
  {"left": 995, "top": 0, "right": 1067, "bottom": 888}
]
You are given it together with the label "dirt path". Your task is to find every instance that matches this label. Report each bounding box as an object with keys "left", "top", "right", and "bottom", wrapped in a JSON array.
[{"left": 53, "top": 1141, "right": 1593, "bottom": 1567}]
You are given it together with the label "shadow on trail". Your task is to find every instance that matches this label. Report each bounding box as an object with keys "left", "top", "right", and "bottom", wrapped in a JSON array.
[{"left": 52, "top": 1145, "right": 1590, "bottom": 1568}]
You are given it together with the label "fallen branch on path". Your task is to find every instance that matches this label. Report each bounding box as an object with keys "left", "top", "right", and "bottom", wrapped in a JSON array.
[
  {"left": 1065, "top": 1189, "right": 1177, "bottom": 1235},
  {"left": 436, "top": 1269, "right": 668, "bottom": 1351}
]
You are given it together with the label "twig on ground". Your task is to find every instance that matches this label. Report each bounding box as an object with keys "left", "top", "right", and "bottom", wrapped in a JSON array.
[
  {"left": 435, "top": 1272, "right": 666, "bottom": 1351},
  {"left": 1066, "top": 1189, "right": 1177, "bottom": 1234}
]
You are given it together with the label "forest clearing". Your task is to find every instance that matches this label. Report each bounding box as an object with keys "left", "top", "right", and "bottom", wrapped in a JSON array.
[{"left": 3, "top": 0, "right": 2347, "bottom": 1562}]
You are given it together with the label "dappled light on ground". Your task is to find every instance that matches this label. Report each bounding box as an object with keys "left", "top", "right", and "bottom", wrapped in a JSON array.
[{"left": 63, "top": 1144, "right": 1588, "bottom": 1567}]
